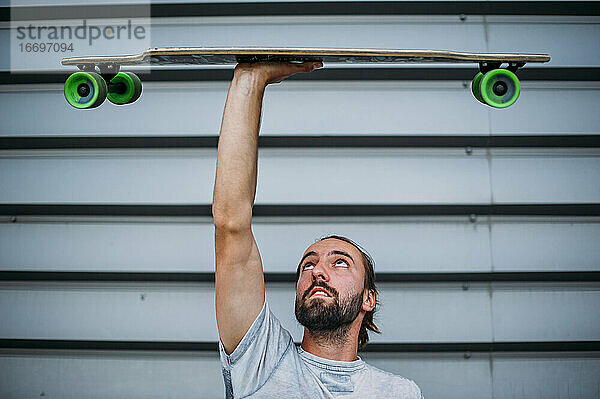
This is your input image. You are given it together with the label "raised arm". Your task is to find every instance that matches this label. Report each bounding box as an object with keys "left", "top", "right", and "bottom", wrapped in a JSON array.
[{"left": 212, "top": 62, "right": 322, "bottom": 354}]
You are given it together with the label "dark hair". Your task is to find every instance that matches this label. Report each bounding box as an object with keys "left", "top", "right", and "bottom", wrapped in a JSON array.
[{"left": 296, "top": 234, "right": 380, "bottom": 350}]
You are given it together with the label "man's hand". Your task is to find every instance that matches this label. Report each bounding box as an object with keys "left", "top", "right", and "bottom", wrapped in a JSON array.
[{"left": 234, "top": 61, "right": 323, "bottom": 86}]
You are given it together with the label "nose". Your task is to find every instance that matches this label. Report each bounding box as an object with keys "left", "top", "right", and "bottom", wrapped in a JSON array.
[{"left": 311, "top": 260, "right": 329, "bottom": 282}]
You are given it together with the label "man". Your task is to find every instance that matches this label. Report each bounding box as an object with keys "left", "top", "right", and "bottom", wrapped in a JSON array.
[{"left": 212, "top": 61, "right": 423, "bottom": 398}]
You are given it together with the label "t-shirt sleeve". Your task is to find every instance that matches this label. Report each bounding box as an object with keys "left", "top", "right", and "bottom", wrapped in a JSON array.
[
  {"left": 219, "top": 301, "right": 294, "bottom": 398},
  {"left": 412, "top": 379, "right": 424, "bottom": 399},
  {"left": 398, "top": 376, "right": 424, "bottom": 399}
]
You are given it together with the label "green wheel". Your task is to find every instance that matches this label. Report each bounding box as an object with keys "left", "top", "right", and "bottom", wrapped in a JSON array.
[
  {"left": 107, "top": 72, "right": 142, "bottom": 105},
  {"left": 64, "top": 72, "right": 107, "bottom": 109},
  {"left": 471, "top": 72, "right": 485, "bottom": 104},
  {"left": 479, "top": 69, "right": 520, "bottom": 108}
]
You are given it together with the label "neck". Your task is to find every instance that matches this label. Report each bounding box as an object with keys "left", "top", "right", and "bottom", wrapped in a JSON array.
[{"left": 300, "top": 319, "right": 361, "bottom": 362}]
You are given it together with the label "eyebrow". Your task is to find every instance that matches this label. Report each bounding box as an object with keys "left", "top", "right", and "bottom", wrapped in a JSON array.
[
  {"left": 299, "top": 251, "right": 318, "bottom": 265},
  {"left": 329, "top": 250, "right": 354, "bottom": 263},
  {"left": 299, "top": 250, "right": 354, "bottom": 265}
]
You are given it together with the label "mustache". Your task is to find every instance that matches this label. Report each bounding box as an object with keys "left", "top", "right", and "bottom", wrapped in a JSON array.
[{"left": 302, "top": 280, "right": 338, "bottom": 300}]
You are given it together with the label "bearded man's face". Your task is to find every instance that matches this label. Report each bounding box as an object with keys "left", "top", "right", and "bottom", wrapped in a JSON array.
[{"left": 294, "top": 238, "right": 366, "bottom": 333}]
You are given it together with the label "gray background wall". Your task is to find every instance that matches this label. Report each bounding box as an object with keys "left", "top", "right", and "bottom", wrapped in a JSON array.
[{"left": 1, "top": 1, "right": 599, "bottom": 398}]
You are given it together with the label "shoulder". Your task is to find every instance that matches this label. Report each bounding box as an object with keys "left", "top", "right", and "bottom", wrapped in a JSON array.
[
  {"left": 362, "top": 362, "right": 423, "bottom": 398},
  {"left": 221, "top": 301, "right": 293, "bottom": 366}
]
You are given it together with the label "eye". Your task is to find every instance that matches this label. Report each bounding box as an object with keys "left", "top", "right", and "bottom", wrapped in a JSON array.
[
  {"left": 334, "top": 259, "right": 349, "bottom": 267},
  {"left": 302, "top": 262, "right": 314, "bottom": 271}
]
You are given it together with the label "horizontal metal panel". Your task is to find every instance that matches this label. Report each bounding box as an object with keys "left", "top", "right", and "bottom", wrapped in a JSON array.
[
  {"left": 2, "top": 350, "right": 598, "bottom": 399},
  {"left": 492, "top": 284, "right": 600, "bottom": 341},
  {"left": 0, "top": 81, "right": 493, "bottom": 136},
  {"left": 0, "top": 282, "right": 493, "bottom": 342},
  {"left": 1, "top": 82, "right": 599, "bottom": 137},
  {"left": 491, "top": 218, "right": 600, "bottom": 271},
  {"left": 490, "top": 149, "right": 600, "bottom": 203},
  {"left": 4, "top": 217, "right": 599, "bottom": 274},
  {"left": 0, "top": 217, "right": 492, "bottom": 273},
  {"left": 3, "top": 148, "right": 599, "bottom": 204},
  {"left": 0, "top": 282, "right": 220, "bottom": 341},
  {"left": 363, "top": 352, "right": 492, "bottom": 399},
  {"left": 491, "top": 353, "right": 600, "bottom": 399},
  {"left": 4, "top": 282, "right": 596, "bottom": 342},
  {"left": 486, "top": 18, "right": 600, "bottom": 67},
  {"left": 489, "top": 86, "right": 600, "bottom": 135},
  {"left": 0, "top": 352, "right": 225, "bottom": 399},
  {"left": 0, "top": 148, "right": 491, "bottom": 204},
  {"left": 5, "top": 15, "right": 594, "bottom": 70},
  {"left": 0, "top": 221, "right": 217, "bottom": 272},
  {"left": 370, "top": 283, "right": 493, "bottom": 342},
  {"left": 373, "top": 352, "right": 600, "bottom": 399}
]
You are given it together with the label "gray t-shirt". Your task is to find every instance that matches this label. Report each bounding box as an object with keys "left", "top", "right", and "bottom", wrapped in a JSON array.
[{"left": 219, "top": 302, "right": 423, "bottom": 398}]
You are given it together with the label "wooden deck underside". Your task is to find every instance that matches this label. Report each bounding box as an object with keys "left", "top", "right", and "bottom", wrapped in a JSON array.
[{"left": 62, "top": 47, "right": 551, "bottom": 66}]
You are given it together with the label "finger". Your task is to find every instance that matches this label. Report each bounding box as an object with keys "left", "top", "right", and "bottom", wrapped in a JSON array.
[
  {"left": 265, "top": 61, "right": 323, "bottom": 84},
  {"left": 298, "top": 61, "right": 323, "bottom": 72}
]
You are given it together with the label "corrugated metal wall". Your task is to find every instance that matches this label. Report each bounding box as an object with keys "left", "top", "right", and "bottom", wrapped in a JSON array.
[{"left": 1, "top": 1, "right": 599, "bottom": 398}]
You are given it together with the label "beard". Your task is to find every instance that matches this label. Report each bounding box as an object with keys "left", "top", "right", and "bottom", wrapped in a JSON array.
[{"left": 295, "top": 280, "right": 363, "bottom": 344}]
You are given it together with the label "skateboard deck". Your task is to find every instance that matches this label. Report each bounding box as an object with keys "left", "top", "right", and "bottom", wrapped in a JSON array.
[
  {"left": 62, "top": 46, "right": 551, "bottom": 109},
  {"left": 62, "top": 46, "right": 550, "bottom": 66}
]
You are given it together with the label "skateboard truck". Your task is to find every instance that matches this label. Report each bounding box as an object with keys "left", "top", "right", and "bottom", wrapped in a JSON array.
[
  {"left": 479, "top": 61, "right": 524, "bottom": 74},
  {"left": 66, "top": 62, "right": 141, "bottom": 109},
  {"left": 97, "top": 64, "right": 127, "bottom": 97},
  {"left": 98, "top": 63, "right": 121, "bottom": 79}
]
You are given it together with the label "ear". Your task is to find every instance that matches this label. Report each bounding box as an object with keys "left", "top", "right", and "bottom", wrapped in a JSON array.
[{"left": 362, "top": 289, "right": 376, "bottom": 312}]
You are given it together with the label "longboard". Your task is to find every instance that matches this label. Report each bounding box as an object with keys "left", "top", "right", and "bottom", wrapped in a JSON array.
[{"left": 62, "top": 46, "right": 551, "bottom": 109}]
